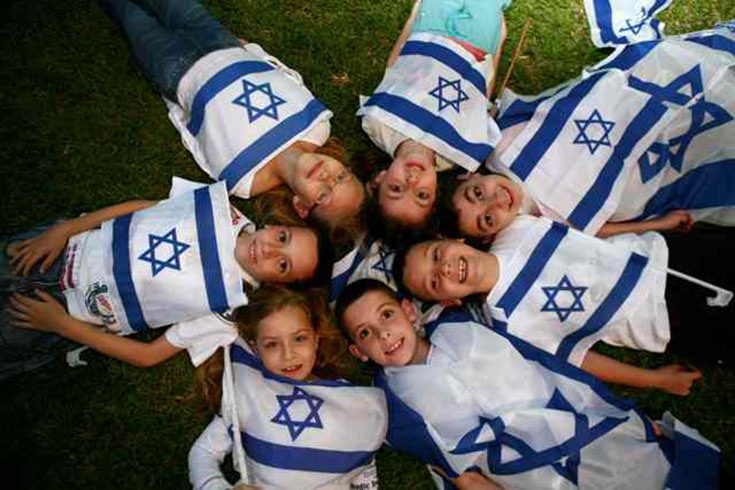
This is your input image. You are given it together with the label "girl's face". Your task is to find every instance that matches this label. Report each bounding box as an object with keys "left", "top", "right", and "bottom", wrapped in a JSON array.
[
  {"left": 291, "top": 153, "right": 366, "bottom": 223},
  {"left": 342, "top": 290, "right": 426, "bottom": 367},
  {"left": 375, "top": 142, "right": 437, "bottom": 227},
  {"left": 452, "top": 174, "right": 523, "bottom": 240},
  {"left": 252, "top": 305, "right": 319, "bottom": 381},
  {"left": 235, "top": 225, "right": 318, "bottom": 283}
]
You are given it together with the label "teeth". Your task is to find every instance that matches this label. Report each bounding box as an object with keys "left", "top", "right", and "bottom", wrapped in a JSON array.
[
  {"left": 459, "top": 257, "right": 467, "bottom": 283},
  {"left": 385, "top": 338, "right": 403, "bottom": 354},
  {"left": 284, "top": 364, "right": 300, "bottom": 372},
  {"left": 250, "top": 242, "right": 256, "bottom": 263}
]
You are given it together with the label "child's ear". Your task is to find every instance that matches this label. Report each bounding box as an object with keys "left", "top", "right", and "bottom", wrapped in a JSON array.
[
  {"left": 440, "top": 298, "right": 463, "bottom": 307},
  {"left": 292, "top": 195, "right": 311, "bottom": 219},
  {"left": 348, "top": 344, "right": 369, "bottom": 363},
  {"left": 400, "top": 298, "right": 417, "bottom": 323}
]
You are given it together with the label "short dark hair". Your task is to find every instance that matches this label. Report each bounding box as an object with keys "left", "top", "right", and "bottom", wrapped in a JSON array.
[
  {"left": 390, "top": 246, "right": 409, "bottom": 294},
  {"left": 335, "top": 278, "right": 398, "bottom": 342}
]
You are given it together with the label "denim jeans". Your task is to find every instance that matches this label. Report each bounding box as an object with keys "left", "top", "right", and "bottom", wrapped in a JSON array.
[
  {"left": 0, "top": 224, "right": 80, "bottom": 381},
  {"left": 98, "top": 0, "right": 239, "bottom": 100}
]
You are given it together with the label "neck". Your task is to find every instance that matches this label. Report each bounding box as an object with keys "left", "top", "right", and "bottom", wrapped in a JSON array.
[
  {"left": 409, "top": 336, "right": 431, "bottom": 365},
  {"left": 478, "top": 252, "right": 500, "bottom": 294}
]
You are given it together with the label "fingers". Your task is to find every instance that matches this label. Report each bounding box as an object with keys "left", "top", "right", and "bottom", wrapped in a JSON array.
[{"left": 8, "top": 293, "right": 33, "bottom": 313}]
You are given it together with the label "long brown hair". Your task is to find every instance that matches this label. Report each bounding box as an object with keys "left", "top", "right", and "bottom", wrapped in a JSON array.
[{"left": 195, "top": 285, "right": 350, "bottom": 411}]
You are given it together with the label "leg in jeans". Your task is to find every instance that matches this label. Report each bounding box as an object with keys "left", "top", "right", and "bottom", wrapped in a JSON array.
[
  {"left": 0, "top": 225, "right": 80, "bottom": 381},
  {"left": 98, "top": 0, "right": 238, "bottom": 100}
]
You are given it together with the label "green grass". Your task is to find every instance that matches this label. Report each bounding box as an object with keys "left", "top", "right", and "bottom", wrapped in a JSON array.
[{"left": 1, "top": 0, "right": 734, "bottom": 488}]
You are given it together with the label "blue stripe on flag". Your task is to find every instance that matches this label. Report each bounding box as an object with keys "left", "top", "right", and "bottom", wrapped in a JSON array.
[
  {"left": 593, "top": 41, "right": 659, "bottom": 72},
  {"left": 556, "top": 252, "right": 648, "bottom": 361},
  {"left": 567, "top": 97, "right": 669, "bottom": 230},
  {"left": 495, "top": 222, "right": 568, "bottom": 318},
  {"left": 219, "top": 98, "right": 328, "bottom": 192},
  {"left": 497, "top": 93, "right": 554, "bottom": 130},
  {"left": 400, "top": 40, "right": 486, "bottom": 95},
  {"left": 637, "top": 159, "right": 735, "bottom": 220},
  {"left": 685, "top": 34, "right": 735, "bottom": 57},
  {"left": 364, "top": 93, "right": 493, "bottom": 165},
  {"left": 187, "top": 61, "right": 274, "bottom": 135},
  {"left": 241, "top": 431, "right": 375, "bottom": 474},
  {"left": 329, "top": 236, "right": 375, "bottom": 303},
  {"left": 111, "top": 214, "right": 148, "bottom": 331},
  {"left": 230, "top": 344, "right": 351, "bottom": 388},
  {"left": 194, "top": 187, "right": 229, "bottom": 313},
  {"left": 590, "top": 0, "right": 627, "bottom": 45},
  {"left": 509, "top": 72, "right": 607, "bottom": 180}
]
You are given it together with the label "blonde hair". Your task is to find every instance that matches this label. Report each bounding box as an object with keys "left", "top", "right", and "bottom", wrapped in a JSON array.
[{"left": 195, "top": 285, "right": 350, "bottom": 411}]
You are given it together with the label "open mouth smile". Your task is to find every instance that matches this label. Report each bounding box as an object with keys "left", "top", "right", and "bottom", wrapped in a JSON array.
[
  {"left": 282, "top": 364, "right": 303, "bottom": 375},
  {"left": 384, "top": 338, "right": 404, "bottom": 355},
  {"left": 459, "top": 257, "right": 467, "bottom": 283},
  {"left": 249, "top": 241, "right": 257, "bottom": 264}
]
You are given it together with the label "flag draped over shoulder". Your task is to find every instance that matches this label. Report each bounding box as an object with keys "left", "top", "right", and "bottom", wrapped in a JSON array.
[
  {"left": 101, "top": 181, "right": 247, "bottom": 334},
  {"left": 377, "top": 309, "right": 719, "bottom": 489},
  {"left": 223, "top": 339, "right": 387, "bottom": 488},
  {"left": 490, "top": 25, "right": 735, "bottom": 235},
  {"left": 583, "top": 0, "right": 673, "bottom": 47},
  {"left": 485, "top": 215, "right": 669, "bottom": 366}
]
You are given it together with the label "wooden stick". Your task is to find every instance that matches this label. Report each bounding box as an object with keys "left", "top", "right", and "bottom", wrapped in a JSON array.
[{"left": 495, "top": 18, "right": 533, "bottom": 101}]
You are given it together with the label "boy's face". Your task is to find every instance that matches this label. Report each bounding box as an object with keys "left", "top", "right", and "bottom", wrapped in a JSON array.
[
  {"left": 342, "top": 290, "right": 424, "bottom": 368},
  {"left": 452, "top": 174, "right": 523, "bottom": 241},
  {"left": 403, "top": 240, "right": 495, "bottom": 302},
  {"left": 375, "top": 147, "right": 437, "bottom": 227},
  {"left": 235, "top": 225, "right": 318, "bottom": 283}
]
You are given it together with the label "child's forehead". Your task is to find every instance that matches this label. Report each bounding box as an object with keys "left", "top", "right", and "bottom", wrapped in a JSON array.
[{"left": 346, "top": 288, "right": 399, "bottom": 319}]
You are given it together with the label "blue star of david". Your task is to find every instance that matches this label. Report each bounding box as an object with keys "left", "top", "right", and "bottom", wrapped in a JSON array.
[
  {"left": 232, "top": 78, "right": 287, "bottom": 123},
  {"left": 540, "top": 275, "right": 587, "bottom": 322},
  {"left": 138, "top": 228, "right": 190, "bottom": 277},
  {"left": 572, "top": 109, "right": 615, "bottom": 155},
  {"left": 429, "top": 76, "right": 469, "bottom": 113},
  {"left": 636, "top": 65, "right": 733, "bottom": 183},
  {"left": 371, "top": 245, "right": 394, "bottom": 282},
  {"left": 619, "top": 7, "right": 648, "bottom": 35},
  {"left": 271, "top": 386, "right": 324, "bottom": 441}
]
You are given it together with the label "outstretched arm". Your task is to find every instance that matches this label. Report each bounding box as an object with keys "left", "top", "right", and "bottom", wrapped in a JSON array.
[
  {"left": 596, "top": 210, "right": 693, "bottom": 238},
  {"left": 189, "top": 415, "right": 255, "bottom": 490},
  {"left": 8, "top": 199, "right": 155, "bottom": 276},
  {"left": 386, "top": 0, "right": 423, "bottom": 68},
  {"left": 9, "top": 291, "right": 181, "bottom": 367},
  {"left": 581, "top": 350, "right": 702, "bottom": 396}
]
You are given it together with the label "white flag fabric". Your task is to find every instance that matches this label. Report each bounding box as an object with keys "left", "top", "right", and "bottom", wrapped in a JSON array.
[
  {"left": 484, "top": 215, "right": 669, "bottom": 366},
  {"left": 489, "top": 25, "right": 735, "bottom": 235},
  {"left": 330, "top": 234, "right": 397, "bottom": 304},
  {"left": 166, "top": 44, "right": 332, "bottom": 198},
  {"left": 378, "top": 310, "right": 719, "bottom": 489},
  {"left": 358, "top": 32, "right": 500, "bottom": 172},
  {"left": 101, "top": 181, "right": 247, "bottom": 334},
  {"left": 583, "top": 0, "right": 673, "bottom": 47},
  {"left": 222, "top": 339, "right": 387, "bottom": 489}
]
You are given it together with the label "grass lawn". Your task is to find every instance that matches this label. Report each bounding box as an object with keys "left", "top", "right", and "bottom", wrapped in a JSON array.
[{"left": 1, "top": 0, "right": 734, "bottom": 488}]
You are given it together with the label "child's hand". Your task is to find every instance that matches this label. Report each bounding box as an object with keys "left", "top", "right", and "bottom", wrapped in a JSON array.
[
  {"left": 8, "top": 290, "right": 70, "bottom": 334},
  {"left": 8, "top": 222, "right": 71, "bottom": 276},
  {"left": 431, "top": 467, "right": 504, "bottom": 490},
  {"left": 654, "top": 210, "right": 693, "bottom": 233},
  {"left": 654, "top": 364, "right": 702, "bottom": 396}
]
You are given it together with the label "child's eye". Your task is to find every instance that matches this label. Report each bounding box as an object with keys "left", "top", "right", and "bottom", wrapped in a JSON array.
[
  {"left": 433, "top": 247, "right": 440, "bottom": 263},
  {"left": 417, "top": 190, "right": 430, "bottom": 201},
  {"left": 295, "top": 334, "right": 308, "bottom": 343},
  {"left": 277, "top": 258, "right": 289, "bottom": 274},
  {"left": 380, "top": 309, "right": 394, "bottom": 320},
  {"left": 484, "top": 213, "right": 494, "bottom": 227},
  {"left": 263, "top": 341, "right": 277, "bottom": 349},
  {"left": 473, "top": 185, "right": 484, "bottom": 200},
  {"left": 431, "top": 275, "right": 439, "bottom": 291},
  {"left": 278, "top": 230, "right": 288, "bottom": 243},
  {"left": 358, "top": 329, "right": 370, "bottom": 340},
  {"left": 336, "top": 170, "right": 350, "bottom": 183},
  {"left": 389, "top": 183, "right": 402, "bottom": 193},
  {"left": 316, "top": 192, "right": 330, "bottom": 205}
]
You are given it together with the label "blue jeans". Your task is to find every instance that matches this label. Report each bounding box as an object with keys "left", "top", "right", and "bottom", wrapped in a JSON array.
[
  {"left": 98, "top": 0, "right": 239, "bottom": 100},
  {"left": 0, "top": 224, "right": 80, "bottom": 381}
]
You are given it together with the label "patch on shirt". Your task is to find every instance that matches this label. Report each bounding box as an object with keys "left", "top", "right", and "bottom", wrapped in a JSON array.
[{"left": 85, "top": 282, "right": 118, "bottom": 330}]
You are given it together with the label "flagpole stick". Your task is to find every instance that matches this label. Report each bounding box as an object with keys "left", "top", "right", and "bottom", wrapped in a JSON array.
[
  {"left": 493, "top": 18, "right": 532, "bottom": 103},
  {"left": 665, "top": 267, "right": 733, "bottom": 307},
  {"left": 223, "top": 346, "right": 250, "bottom": 485}
]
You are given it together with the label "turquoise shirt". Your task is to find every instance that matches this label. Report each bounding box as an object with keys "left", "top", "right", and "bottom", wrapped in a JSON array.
[{"left": 411, "top": 0, "right": 510, "bottom": 54}]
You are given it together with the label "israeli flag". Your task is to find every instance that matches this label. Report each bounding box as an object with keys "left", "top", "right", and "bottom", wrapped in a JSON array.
[
  {"left": 583, "top": 0, "right": 673, "bottom": 47},
  {"left": 224, "top": 339, "right": 387, "bottom": 488},
  {"left": 166, "top": 43, "right": 332, "bottom": 198},
  {"left": 485, "top": 216, "right": 669, "bottom": 366},
  {"left": 378, "top": 311, "right": 681, "bottom": 489},
  {"left": 101, "top": 181, "right": 247, "bottom": 334},
  {"left": 358, "top": 32, "right": 500, "bottom": 172},
  {"left": 330, "top": 234, "right": 397, "bottom": 304},
  {"left": 489, "top": 26, "right": 735, "bottom": 235}
]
